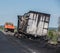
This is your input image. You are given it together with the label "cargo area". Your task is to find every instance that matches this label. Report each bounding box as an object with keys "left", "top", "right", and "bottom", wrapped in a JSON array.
[{"left": 14, "top": 11, "right": 50, "bottom": 40}]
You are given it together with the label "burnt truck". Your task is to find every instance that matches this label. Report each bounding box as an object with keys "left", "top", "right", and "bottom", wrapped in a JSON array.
[{"left": 14, "top": 11, "right": 50, "bottom": 40}]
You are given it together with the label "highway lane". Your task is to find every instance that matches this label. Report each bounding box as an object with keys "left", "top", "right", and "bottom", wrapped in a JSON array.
[
  {"left": 0, "top": 31, "right": 60, "bottom": 53},
  {"left": 0, "top": 31, "right": 33, "bottom": 53}
]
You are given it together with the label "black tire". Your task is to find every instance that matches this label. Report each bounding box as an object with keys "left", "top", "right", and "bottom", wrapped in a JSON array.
[
  {"left": 14, "top": 32, "right": 18, "bottom": 38},
  {"left": 14, "top": 32, "right": 22, "bottom": 38}
]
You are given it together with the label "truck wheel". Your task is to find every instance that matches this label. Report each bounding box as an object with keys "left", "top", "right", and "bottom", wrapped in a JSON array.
[
  {"left": 17, "top": 34, "right": 23, "bottom": 39},
  {"left": 14, "top": 32, "right": 18, "bottom": 38},
  {"left": 14, "top": 32, "right": 22, "bottom": 38}
]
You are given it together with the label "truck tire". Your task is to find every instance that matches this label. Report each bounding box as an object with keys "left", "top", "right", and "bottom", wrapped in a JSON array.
[
  {"left": 14, "top": 32, "right": 18, "bottom": 38},
  {"left": 14, "top": 32, "right": 22, "bottom": 38}
]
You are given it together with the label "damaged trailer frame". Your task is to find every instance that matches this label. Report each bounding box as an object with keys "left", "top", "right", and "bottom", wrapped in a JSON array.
[{"left": 14, "top": 11, "right": 50, "bottom": 40}]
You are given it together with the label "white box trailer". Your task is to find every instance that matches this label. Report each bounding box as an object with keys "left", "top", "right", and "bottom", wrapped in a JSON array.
[{"left": 16, "top": 11, "right": 50, "bottom": 39}]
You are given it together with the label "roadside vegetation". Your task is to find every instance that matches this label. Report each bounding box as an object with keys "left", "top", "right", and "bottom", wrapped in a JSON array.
[
  {"left": 48, "top": 30, "right": 58, "bottom": 45},
  {"left": 0, "top": 26, "right": 4, "bottom": 31}
]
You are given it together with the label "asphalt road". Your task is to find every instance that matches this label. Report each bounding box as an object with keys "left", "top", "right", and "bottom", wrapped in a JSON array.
[{"left": 0, "top": 31, "right": 60, "bottom": 53}]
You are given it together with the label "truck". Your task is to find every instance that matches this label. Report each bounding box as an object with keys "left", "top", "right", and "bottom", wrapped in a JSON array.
[
  {"left": 14, "top": 11, "right": 50, "bottom": 40},
  {"left": 4, "top": 22, "right": 15, "bottom": 32}
]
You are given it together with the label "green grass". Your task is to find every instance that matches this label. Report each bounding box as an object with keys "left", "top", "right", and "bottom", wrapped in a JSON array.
[
  {"left": 48, "top": 30, "right": 58, "bottom": 44},
  {"left": 0, "top": 26, "right": 4, "bottom": 31}
]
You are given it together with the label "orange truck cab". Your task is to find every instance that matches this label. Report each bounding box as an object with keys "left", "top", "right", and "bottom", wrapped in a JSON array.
[{"left": 4, "top": 22, "right": 15, "bottom": 32}]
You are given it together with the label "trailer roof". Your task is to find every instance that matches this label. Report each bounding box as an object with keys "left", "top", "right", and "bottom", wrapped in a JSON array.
[{"left": 28, "top": 11, "right": 50, "bottom": 16}]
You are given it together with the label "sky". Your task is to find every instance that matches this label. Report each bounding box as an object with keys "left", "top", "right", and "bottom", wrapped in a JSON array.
[{"left": 0, "top": 0, "right": 60, "bottom": 27}]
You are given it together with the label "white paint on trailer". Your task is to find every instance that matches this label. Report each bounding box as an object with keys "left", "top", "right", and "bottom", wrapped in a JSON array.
[
  {"left": 30, "top": 14, "right": 38, "bottom": 34},
  {"left": 42, "top": 16, "right": 45, "bottom": 21},
  {"left": 37, "top": 16, "right": 49, "bottom": 36},
  {"left": 33, "top": 14, "right": 38, "bottom": 35},
  {"left": 40, "top": 15, "right": 43, "bottom": 21},
  {"left": 45, "top": 17, "right": 49, "bottom": 21},
  {"left": 27, "top": 13, "right": 34, "bottom": 33},
  {"left": 43, "top": 29, "right": 47, "bottom": 35},
  {"left": 27, "top": 13, "right": 38, "bottom": 35},
  {"left": 37, "top": 16, "right": 44, "bottom": 36},
  {"left": 26, "top": 13, "right": 49, "bottom": 36},
  {"left": 44, "top": 23, "right": 48, "bottom": 29},
  {"left": 29, "top": 13, "right": 33, "bottom": 19}
]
